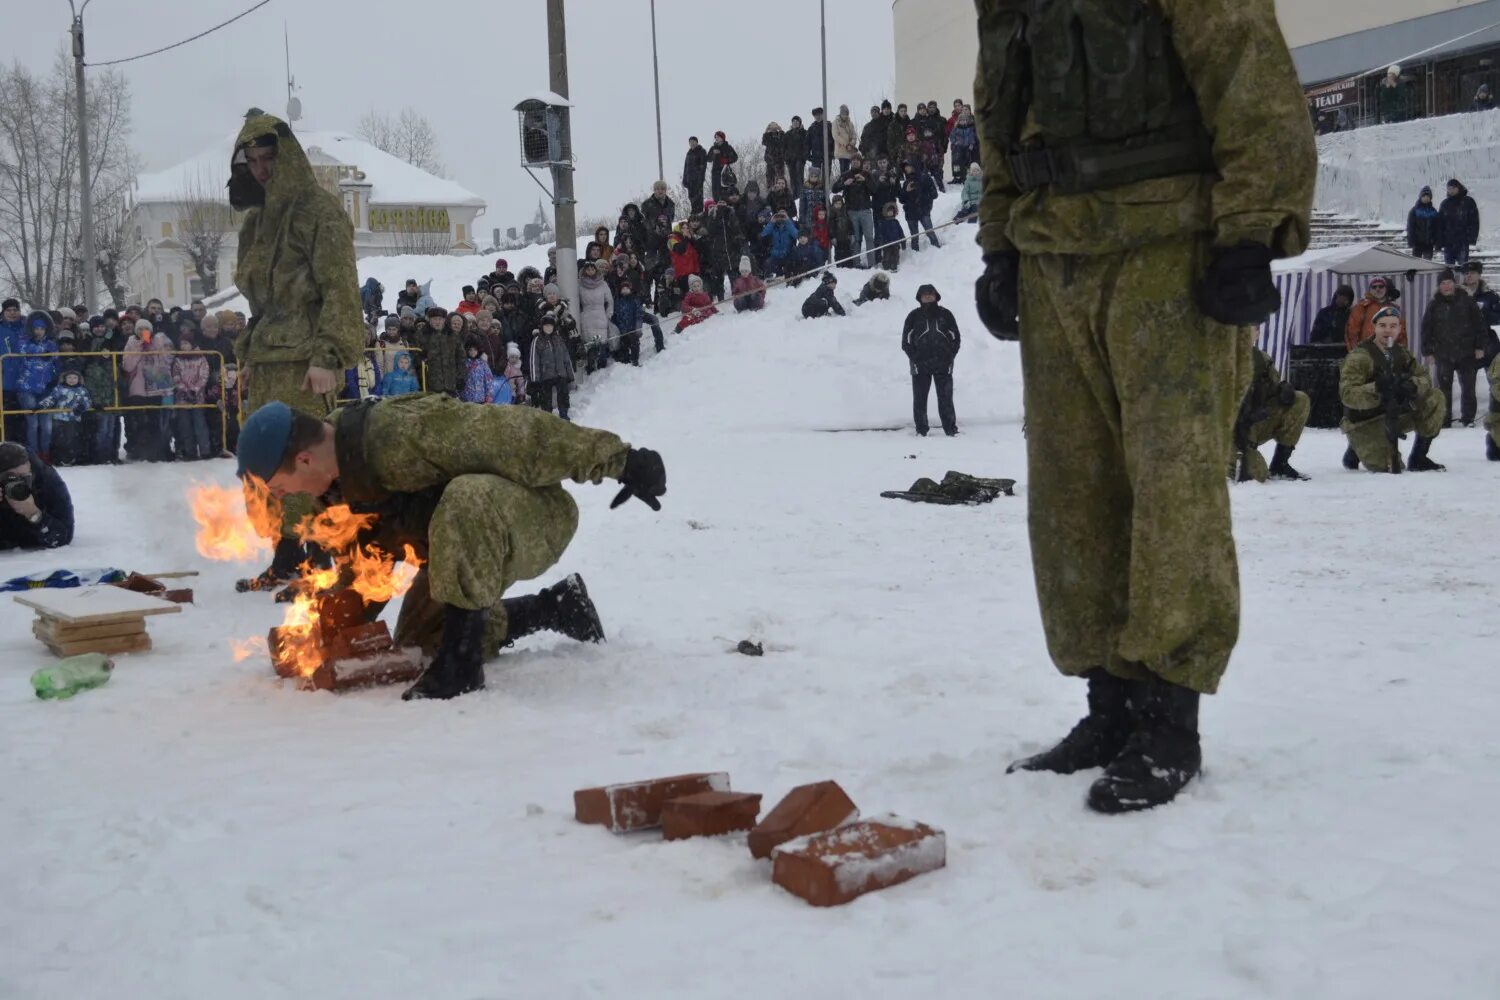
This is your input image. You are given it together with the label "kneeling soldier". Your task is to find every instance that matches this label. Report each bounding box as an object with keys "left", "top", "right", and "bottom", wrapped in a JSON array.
[
  {"left": 1234, "top": 346, "right": 1310, "bottom": 481},
  {"left": 237, "top": 395, "right": 667, "bottom": 700},
  {"left": 1339, "top": 306, "right": 1445, "bottom": 473}
]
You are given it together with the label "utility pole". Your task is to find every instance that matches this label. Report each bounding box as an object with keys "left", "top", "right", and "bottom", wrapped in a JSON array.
[
  {"left": 71, "top": 12, "right": 98, "bottom": 313},
  {"left": 650, "top": 0, "right": 664, "bottom": 181},
  {"left": 546, "top": 0, "right": 579, "bottom": 311},
  {"left": 820, "top": 0, "right": 832, "bottom": 191}
]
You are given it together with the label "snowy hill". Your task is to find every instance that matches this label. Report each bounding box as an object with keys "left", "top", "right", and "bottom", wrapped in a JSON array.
[{"left": 3, "top": 199, "right": 1499, "bottom": 998}]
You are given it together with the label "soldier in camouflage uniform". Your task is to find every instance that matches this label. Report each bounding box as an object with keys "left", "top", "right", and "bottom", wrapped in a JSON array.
[
  {"left": 236, "top": 394, "right": 667, "bottom": 700},
  {"left": 971, "top": 0, "right": 1317, "bottom": 811},
  {"left": 1233, "top": 347, "right": 1310, "bottom": 482},
  {"left": 1339, "top": 306, "right": 1446, "bottom": 473},
  {"left": 1487, "top": 355, "right": 1500, "bottom": 461},
  {"left": 228, "top": 110, "right": 365, "bottom": 593}
]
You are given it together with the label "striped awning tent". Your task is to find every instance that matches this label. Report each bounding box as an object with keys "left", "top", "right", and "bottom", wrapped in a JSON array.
[{"left": 1259, "top": 243, "right": 1450, "bottom": 369}]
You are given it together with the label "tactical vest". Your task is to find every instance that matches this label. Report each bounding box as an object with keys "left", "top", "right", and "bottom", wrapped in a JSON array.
[
  {"left": 1344, "top": 341, "right": 1411, "bottom": 423},
  {"left": 333, "top": 399, "right": 443, "bottom": 560},
  {"left": 980, "top": 0, "right": 1217, "bottom": 195}
]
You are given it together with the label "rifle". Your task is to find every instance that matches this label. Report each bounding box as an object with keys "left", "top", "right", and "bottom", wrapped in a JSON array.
[{"left": 1375, "top": 364, "right": 1405, "bottom": 474}]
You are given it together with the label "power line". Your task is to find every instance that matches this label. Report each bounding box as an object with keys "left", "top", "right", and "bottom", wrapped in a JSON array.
[{"left": 88, "top": 0, "right": 272, "bottom": 67}]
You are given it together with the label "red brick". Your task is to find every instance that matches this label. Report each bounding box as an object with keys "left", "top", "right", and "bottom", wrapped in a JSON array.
[
  {"left": 748, "top": 780, "right": 859, "bottom": 860},
  {"left": 661, "top": 791, "right": 762, "bottom": 841},
  {"left": 574, "top": 773, "right": 731, "bottom": 832},
  {"left": 772, "top": 818, "right": 946, "bottom": 907}
]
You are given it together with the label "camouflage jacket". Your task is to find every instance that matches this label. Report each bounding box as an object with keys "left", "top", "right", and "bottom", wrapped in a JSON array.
[
  {"left": 232, "top": 113, "right": 364, "bottom": 372},
  {"left": 1339, "top": 341, "right": 1432, "bottom": 421},
  {"left": 973, "top": 0, "right": 1316, "bottom": 257}
]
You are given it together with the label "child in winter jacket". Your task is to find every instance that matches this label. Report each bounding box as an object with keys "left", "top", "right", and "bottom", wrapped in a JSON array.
[
  {"left": 18, "top": 312, "right": 59, "bottom": 460},
  {"left": 760, "top": 211, "right": 799, "bottom": 277},
  {"left": 529, "top": 313, "right": 576, "bottom": 420},
  {"left": 876, "top": 203, "right": 905, "bottom": 272},
  {"left": 221, "top": 363, "right": 240, "bottom": 454},
  {"left": 802, "top": 272, "right": 846, "bottom": 319},
  {"left": 811, "top": 204, "right": 832, "bottom": 254},
  {"left": 171, "top": 327, "right": 212, "bottom": 460},
  {"left": 788, "top": 234, "right": 827, "bottom": 287},
  {"left": 675, "top": 275, "right": 718, "bottom": 333},
  {"left": 37, "top": 369, "right": 91, "bottom": 465},
  {"left": 854, "top": 271, "right": 892, "bottom": 306},
  {"left": 732, "top": 256, "right": 767, "bottom": 313},
  {"left": 460, "top": 336, "right": 496, "bottom": 403},
  {"left": 379, "top": 351, "right": 421, "bottom": 396},
  {"left": 344, "top": 353, "right": 382, "bottom": 400},
  {"left": 955, "top": 162, "right": 982, "bottom": 224},
  {"left": 503, "top": 344, "right": 527, "bottom": 402},
  {"left": 830, "top": 196, "right": 854, "bottom": 265},
  {"left": 948, "top": 107, "right": 979, "bottom": 183}
]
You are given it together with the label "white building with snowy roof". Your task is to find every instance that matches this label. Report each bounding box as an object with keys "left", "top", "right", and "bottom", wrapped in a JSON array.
[{"left": 124, "top": 130, "right": 486, "bottom": 306}]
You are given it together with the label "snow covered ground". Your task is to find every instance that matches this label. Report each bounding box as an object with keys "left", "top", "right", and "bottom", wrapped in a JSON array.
[{"left": 5, "top": 203, "right": 1500, "bottom": 999}]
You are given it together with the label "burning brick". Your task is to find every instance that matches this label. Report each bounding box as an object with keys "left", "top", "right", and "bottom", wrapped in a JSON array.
[
  {"left": 748, "top": 780, "right": 859, "bottom": 860},
  {"left": 772, "top": 817, "right": 946, "bottom": 907},
  {"left": 661, "top": 791, "right": 762, "bottom": 841},
  {"left": 303, "top": 647, "right": 425, "bottom": 692},
  {"left": 574, "top": 773, "right": 731, "bottom": 832},
  {"left": 268, "top": 589, "right": 421, "bottom": 691}
]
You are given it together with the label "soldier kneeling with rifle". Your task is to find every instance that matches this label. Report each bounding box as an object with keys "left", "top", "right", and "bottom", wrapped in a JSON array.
[
  {"left": 1339, "top": 306, "right": 1446, "bottom": 473},
  {"left": 1233, "top": 346, "right": 1311, "bottom": 482}
]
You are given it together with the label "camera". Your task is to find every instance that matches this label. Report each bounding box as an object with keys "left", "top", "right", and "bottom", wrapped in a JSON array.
[{"left": 2, "top": 474, "right": 32, "bottom": 503}]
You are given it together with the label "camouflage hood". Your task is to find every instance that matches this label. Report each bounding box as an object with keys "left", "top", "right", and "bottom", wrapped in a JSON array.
[{"left": 228, "top": 110, "right": 318, "bottom": 218}]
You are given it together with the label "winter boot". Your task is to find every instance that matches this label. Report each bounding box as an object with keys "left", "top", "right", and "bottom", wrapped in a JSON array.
[
  {"left": 1007, "top": 668, "right": 1134, "bottom": 775},
  {"left": 1407, "top": 435, "right": 1446, "bottom": 472},
  {"left": 402, "top": 605, "right": 488, "bottom": 701},
  {"left": 1487, "top": 435, "right": 1500, "bottom": 461},
  {"left": 1268, "top": 444, "right": 1308, "bottom": 481},
  {"left": 503, "top": 573, "right": 606, "bottom": 646},
  {"left": 1086, "top": 675, "right": 1201, "bottom": 814},
  {"left": 1341, "top": 444, "right": 1360, "bottom": 470},
  {"left": 236, "top": 537, "right": 305, "bottom": 593}
]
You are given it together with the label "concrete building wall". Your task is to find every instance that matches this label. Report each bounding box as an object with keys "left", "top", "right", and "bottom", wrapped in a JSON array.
[{"left": 891, "top": 0, "right": 1496, "bottom": 102}]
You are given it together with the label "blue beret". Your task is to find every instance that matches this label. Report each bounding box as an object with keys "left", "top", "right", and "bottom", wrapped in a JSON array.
[{"left": 236, "top": 401, "right": 294, "bottom": 482}]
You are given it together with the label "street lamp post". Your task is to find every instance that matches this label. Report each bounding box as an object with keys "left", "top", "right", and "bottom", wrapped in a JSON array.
[
  {"left": 820, "top": 0, "right": 831, "bottom": 189},
  {"left": 70, "top": 7, "right": 98, "bottom": 313},
  {"left": 650, "top": 0, "right": 664, "bottom": 181}
]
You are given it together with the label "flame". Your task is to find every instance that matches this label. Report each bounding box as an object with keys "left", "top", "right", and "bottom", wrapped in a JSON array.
[
  {"left": 231, "top": 636, "right": 267, "bottom": 662},
  {"left": 189, "top": 482, "right": 275, "bottom": 562}
]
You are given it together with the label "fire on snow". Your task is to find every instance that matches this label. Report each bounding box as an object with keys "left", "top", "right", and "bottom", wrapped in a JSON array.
[{"left": 189, "top": 483, "right": 421, "bottom": 678}]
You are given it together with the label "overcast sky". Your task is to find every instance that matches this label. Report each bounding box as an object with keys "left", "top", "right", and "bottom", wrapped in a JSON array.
[{"left": 11, "top": 0, "right": 897, "bottom": 240}]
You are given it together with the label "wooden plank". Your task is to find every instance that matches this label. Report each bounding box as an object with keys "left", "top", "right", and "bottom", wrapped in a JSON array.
[
  {"left": 14, "top": 586, "right": 183, "bottom": 625},
  {"left": 35, "top": 618, "right": 146, "bottom": 643},
  {"left": 43, "top": 632, "right": 152, "bottom": 658}
]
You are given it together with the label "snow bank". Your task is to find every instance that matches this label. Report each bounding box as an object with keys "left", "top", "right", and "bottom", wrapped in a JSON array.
[{"left": 1317, "top": 110, "right": 1500, "bottom": 246}]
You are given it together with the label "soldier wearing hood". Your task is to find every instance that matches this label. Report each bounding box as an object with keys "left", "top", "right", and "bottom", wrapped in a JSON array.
[{"left": 228, "top": 110, "right": 364, "bottom": 594}]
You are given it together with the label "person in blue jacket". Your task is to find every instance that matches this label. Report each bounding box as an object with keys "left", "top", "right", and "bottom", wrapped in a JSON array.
[
  {"left": 760, "top": 210, "right": 799, "bottom": 278},
  {"left": 1406, "top": 186, "right": 1442, "bottom": 260},
  {"left": 0, "top": 298, "right": 27, "bottom": 443},
  {"left": 898, "top": 160, "right": 942, "bottom": 252},
  {"left": 18, "top": 312, "right": 59, "bottom": 461},
  {"left": 379, "top": 350, "right": 421, "bottom": 397}
]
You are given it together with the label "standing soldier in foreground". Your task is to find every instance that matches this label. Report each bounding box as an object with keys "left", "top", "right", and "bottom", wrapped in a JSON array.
[
  {"left": 228, "top": 110, "right": 365, "bottom": 593},
  {"left": 972, "top": 0, "right": 1317, "bottom": 811}
]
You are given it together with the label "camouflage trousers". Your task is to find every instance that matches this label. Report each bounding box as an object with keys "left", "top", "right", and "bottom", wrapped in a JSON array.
[
  {"left": 244, "top": 360, "right": 337, "bottom": 539},
  {"left": 1237, "top": 391, "right": 1311, "bottom": 482},
  {"left": 1341, "top": 389, "right": 1444, "bottom": 472},
  {"left": 1018, "top": 236, "right": 1252, "bottom": 695},
  {"left": 392, "top": 475, "right": 579, "bottom": 659}
]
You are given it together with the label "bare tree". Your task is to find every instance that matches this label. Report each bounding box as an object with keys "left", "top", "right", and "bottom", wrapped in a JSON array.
[
  {"left": 174, "top": 169, "right": 233, "bottom": 296},
  {"left": 93, "top": 190, "right": 133, "bottom": 310},
  {"left": 357, "top": 107, "right": 444, "bottom": 177},
  {"left": 0, "top": 51, "right": 134, "bottom": 306}
]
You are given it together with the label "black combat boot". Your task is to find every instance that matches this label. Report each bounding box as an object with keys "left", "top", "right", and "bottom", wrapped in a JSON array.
[
  {"left": 1007, "top": 669, "right": 1134, "bottom": 774},
  {"left": 1268, "top": 444, "right": 1308, "bottom": 481},
  {"left": 1341, "top": 445, "right": 1360, "bottom": 470},
  {"left": 503, "top": 573, "right": 606, "bottom": 646},
  {"left": 1487, "top": 435, "right": 1500, "bottom": 461},
  {"left": 402, "top": 605, "right": 488, "bottom": 701},
  {"left": 236, "top": 537, "right": 305, "bottom": 593},
  {"left": 1087, "top": 675, "right": 1201, "bottom": 814},
  {"left": 1407, "top": 435, "right": 1446, "bottom": 472}
]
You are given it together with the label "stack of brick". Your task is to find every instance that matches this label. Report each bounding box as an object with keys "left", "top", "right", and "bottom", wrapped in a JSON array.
[{"left": 572, "top": 773, "right": 945, "bottom": 907}]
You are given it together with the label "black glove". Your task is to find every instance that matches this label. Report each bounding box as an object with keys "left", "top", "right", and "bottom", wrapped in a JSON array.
[
  {"left": 611, "top": 447, "right": 666, "bottom": 511},
  {"left": 975, "top": 252, "right": 1020, "bottom": 341},
  {"left": 1374, "top": 370, "right": 1396, "bottom": 397},
  {"left": 1278, "top": 382, "right": 1297, "bottom": 408},
  {"left": 1197, "top": 241, "right": 1280, "bottom": 327},
  {"left": 1396, "top": 376, "right": 1420, "bottom": 404}
]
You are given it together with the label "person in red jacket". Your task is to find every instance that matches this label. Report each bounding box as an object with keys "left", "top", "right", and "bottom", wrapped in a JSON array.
[
  {"left": 455, "top": 285, "right": 482, "bottom": 317},
  {"left": 1344, "top": 276, "right": 1407, "bottom": 350},
  {"left": 675, "top": 275, "right": 718, "bottom": 332},
  {"left": 811, "top": 204, "right": 831, "bottom": 253},
  {"left": 668, "top": 229, "right": 702, "bottom": 300}
]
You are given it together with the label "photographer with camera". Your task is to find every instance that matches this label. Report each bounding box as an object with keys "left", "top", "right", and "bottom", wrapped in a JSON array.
[{"left": 0, "top": 441, "right": 74, "bottom": 551}]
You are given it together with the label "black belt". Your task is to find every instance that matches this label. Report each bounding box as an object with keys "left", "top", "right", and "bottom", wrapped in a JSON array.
[{"left": 1007, "top": 130, "right": 1217, "bottom": 196}]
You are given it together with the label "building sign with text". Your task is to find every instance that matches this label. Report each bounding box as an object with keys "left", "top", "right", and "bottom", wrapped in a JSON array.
[
  {"left": 1305, "top": 77, "right": 1361, "bottom": 118},
  {"left": 368, "top": 206, "right": 452, "bottom": 233}
]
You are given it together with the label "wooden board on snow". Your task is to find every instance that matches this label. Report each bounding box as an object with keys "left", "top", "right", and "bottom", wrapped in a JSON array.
[{"left": 14, "top": 586, "right": 183, "bottom": 625}]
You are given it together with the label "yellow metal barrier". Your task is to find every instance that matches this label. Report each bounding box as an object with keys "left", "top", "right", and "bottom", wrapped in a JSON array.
[
  {"left": 0, "top": 350, "right": 229, "bottom": 450},
  {"left": 232, "top": 345, "right": 428, "bottom": 418}
]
